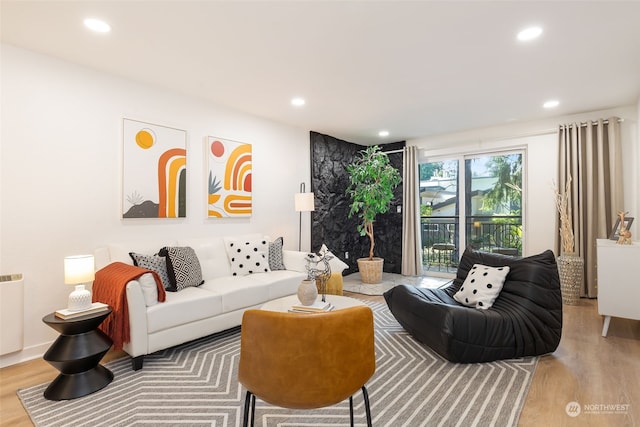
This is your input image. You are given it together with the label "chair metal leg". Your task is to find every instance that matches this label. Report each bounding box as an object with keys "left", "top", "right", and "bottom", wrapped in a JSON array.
[
  {"left": 362, "top": 386, "right": 372, "bottom": 427},
  {"left": 349, "top": 395, "right": 354, "bottom": 427},
  {"left": 243, "top": 391, "right": 255, "bottom": 427},
  {"left": 250, "top": 393, "right": 256, "bottom": 427},
  {"left": 245, "top": 388, "right": 369, "bottom": 427}
]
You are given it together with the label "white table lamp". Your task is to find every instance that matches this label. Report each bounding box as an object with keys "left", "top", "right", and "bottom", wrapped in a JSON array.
[{"left": 64, "top": 255, "right": 95, "bottom": 312}]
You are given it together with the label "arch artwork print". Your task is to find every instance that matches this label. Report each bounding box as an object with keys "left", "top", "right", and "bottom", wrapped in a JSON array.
[
  {"left": 207, "top": 136, "right": 252, "bottom": 218},
  {"left": 122, "top": 119, "right": 187, "bottom": 218}
]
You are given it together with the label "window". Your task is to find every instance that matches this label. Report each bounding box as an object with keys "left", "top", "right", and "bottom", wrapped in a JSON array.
[{"left": 420, "top": 151, "right": 524, "bottom": 273}]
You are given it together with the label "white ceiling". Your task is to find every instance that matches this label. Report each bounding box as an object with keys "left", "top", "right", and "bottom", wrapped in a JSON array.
[{"left": 2, "top": 1, "right": 640, "bottom": 144}]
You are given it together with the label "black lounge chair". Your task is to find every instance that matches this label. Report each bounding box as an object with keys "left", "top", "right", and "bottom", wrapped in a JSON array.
[{"left": 384, "top": 248, "right": 562, "bottom": 363}]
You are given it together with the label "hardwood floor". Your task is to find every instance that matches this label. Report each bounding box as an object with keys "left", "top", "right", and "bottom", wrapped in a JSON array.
[
  {"left": 518, "top": 298, "right": 639, "bottom": 427},
  {"left": 0, "top": 349, "right": 126, "bottom": 426},
  {"left": 1, "top": 296, "right": 638, "bottom": 427}
]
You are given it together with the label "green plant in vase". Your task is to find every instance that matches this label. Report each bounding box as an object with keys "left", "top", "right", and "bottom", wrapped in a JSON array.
[{"left": 346, "top": 145, "right": 401, "bottom": 283}]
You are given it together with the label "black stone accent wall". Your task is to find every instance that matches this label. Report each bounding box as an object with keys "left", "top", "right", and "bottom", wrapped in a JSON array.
[{"left": 309, "top": 131, "right": 405, "bottom": 275}]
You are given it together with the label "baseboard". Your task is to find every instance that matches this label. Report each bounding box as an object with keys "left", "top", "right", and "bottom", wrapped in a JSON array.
[{"left": 0, "top": 341, "right": 51, "bottom": 368}]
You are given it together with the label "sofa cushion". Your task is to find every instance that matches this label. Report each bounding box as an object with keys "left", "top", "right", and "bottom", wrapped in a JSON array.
[
  {"left": 453, "top": 264, "right": 510, "bottom": 309},
  {"left": 146, "top": 287, "right": 223, "bottom": 334},
  {"left": 158, "top": 246, "right": 205, "bottom": 291},
  {"left": 224, "top": 237, "right": 271, "bottom": 276},
  {"left": 243, "top": 269, "right": 306, "bottom": 300},
  {"left": 129, "top": 252, "right": 171, "bottom": 290},
  {"left": 268, "top": 237, "right": 286, "bottom": 271},
  {"left": 282, "top": 250, "right": 308, "bottom": 273},
  {"left": 200, "top": 276, "right": 270, "bottom": 313},
  {"left": 178, "top": 237, "right": 231, "bottom": 280}
]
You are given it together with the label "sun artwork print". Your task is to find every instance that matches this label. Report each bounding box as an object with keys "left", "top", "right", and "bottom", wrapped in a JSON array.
[
  {"left": 207, "top": 136, "right": 252, "bottom": 217},
  {"left": 122, "top": 119, "right": 187, "bottom": 218}
]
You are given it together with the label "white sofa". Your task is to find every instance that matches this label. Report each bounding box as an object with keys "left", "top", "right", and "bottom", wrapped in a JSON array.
[{"left": 94, "top": 234, "right": 319, "bottom": 370}]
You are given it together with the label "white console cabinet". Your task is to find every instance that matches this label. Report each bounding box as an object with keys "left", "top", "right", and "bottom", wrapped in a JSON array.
[{"left": 596, "top": 239, "right": 640, "bottom": 336}]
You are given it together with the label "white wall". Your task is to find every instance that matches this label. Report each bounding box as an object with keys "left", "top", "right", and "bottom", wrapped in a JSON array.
[
  {"left": 409, "top": 105, "right": 638, "bottom": 258},
  {"left": 0, "top": 45, "right": 311, "bottom": 367}
]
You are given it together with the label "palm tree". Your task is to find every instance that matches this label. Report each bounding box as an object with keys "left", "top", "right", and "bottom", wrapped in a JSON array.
[{"left": 480, "top": 155, "right": 522, "bottom": 214}]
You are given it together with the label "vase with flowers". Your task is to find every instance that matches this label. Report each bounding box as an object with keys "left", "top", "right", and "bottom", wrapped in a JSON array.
[{"left": 554, "top": 176, "right": 583, "bottom": 305}]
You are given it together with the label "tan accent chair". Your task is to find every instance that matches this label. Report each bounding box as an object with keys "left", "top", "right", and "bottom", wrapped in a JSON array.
[{"left": 238, "top": 306, "right": 375, "bottom": 426}]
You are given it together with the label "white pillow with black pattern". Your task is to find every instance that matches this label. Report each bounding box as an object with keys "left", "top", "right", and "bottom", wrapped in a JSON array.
[
  {"left": 268, "top": 237, "right": 286, "bottom": 271},
  {"left": 454, "top": 264, "right": 510, "bottom": 309},
  {"left": 158, "top": 246, "right": 204, "bottom": 292},
  {"left": 225, "top": 238, "right": 271, "bottom": 276},
  {"left": 129, "top": 252, "right": 171, "bottom": 290}
]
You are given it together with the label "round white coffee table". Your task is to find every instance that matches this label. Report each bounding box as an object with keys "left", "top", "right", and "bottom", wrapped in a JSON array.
[{"left": 261, "top": 294, "right": 366, "bottom": 312}]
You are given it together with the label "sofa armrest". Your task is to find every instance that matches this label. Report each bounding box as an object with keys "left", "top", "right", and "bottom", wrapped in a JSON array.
[{"left": 123, "top": 280, "right": 149, "bottom": 358}]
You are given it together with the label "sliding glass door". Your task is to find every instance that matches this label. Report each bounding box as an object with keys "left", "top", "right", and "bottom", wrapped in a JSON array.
[
  {"left": 420, "top": 160, "right": 459, "bottom": 273},
  {"left": 420, "top": 151, "right": 523, "bottom": 273}
]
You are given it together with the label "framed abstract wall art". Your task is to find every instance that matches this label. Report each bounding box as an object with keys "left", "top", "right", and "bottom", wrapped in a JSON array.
[
  {"left": 207, "top": 136, "right": 252, "bottom": 217},
  {"left": 122, "top": 118, "right": 187, "bottom": 218}
]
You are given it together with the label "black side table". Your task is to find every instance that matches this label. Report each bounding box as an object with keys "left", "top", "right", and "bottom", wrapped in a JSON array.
[{"left": 42, "top": 307, "right": 114, "bottom": 400}]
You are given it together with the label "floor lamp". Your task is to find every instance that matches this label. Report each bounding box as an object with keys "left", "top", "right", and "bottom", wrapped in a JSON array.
[{"left": 294, "top": 182, "right": 315, "bottom": 251}]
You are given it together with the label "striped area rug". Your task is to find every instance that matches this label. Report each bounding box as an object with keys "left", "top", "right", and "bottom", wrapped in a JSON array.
[{"left": 18, "top": 301, "right": 537, "bottom": 426}]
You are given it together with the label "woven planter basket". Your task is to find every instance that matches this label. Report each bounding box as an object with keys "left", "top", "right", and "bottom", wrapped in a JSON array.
[
  {"left": 357, "top": 257, "right": 384, "bottom": 284},
  {"left": 557, "top": 254, "right": 583, "bottom": 305}
]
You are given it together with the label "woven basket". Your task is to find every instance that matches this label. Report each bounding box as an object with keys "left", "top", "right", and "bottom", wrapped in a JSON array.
[
  {"left": 557, "top": 254, "right": 583, "bottom": 305},
  {"left": 357, "top": 258, "right": 384, "bottom": 284}
]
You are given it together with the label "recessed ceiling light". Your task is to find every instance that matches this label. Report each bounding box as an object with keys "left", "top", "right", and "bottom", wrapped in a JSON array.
[
  {"left": 543, "top": 100, "right": 560, "bottom": 109},
  {"left": 291, "top": 97, "right": 305, "bottom": 107},
  {"left": 517, "top": 26, "right": 542, "bottom": 41},
  {"left": 84, "top": 18, "right": 111, "bottom": 33},
  {"left": 378, "top": 130, "right": 390, "bottom": 138}
]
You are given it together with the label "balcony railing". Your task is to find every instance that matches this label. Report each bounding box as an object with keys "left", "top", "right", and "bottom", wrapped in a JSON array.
[{"left": 421, "top": 216, "right": 522, "bottom": 271}]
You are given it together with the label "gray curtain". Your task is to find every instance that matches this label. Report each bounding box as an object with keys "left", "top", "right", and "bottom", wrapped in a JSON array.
[
  {"left": 402, "top": 146, "right": 423, "bottom": 275},
  {"left": 559, "top": 117, "right": 623, "bottom": 297}
]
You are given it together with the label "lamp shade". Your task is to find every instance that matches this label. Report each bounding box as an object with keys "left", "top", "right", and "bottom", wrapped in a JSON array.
[
  {"left": 294, "top": 192, "right": 315, "bottom": 212},
  {"left": 64, "top": 255, "right": 95, "bottom": 284}
]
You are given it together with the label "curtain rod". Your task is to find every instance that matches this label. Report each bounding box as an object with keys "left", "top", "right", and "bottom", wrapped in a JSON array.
[
  {"left": 570, "top": 118, "right": 624, "bottom": 127},
  {"left": 389, "top": 117, "right": 624, "bottom": 152},
  {"left": 382, "top": 148, "right": 404, "bottom": 154}
]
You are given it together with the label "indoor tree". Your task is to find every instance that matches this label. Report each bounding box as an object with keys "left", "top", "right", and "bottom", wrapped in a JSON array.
[{"left": 346, "top": 145, "right": 401, "bottom": 260}]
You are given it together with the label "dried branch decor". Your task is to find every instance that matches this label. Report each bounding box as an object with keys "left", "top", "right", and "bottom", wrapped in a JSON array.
[{"left": 553, "top": 176, "right": 575, "bottom": 254}]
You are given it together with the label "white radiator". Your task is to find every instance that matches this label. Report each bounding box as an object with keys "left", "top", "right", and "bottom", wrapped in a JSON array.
[{"left": 0, "top": 274, "right": 24, "bottom": 355}]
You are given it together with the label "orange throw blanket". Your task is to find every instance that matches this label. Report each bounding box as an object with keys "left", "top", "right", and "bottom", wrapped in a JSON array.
[{"left": 93, "top": 262, "right": 166, "bottom": 350}]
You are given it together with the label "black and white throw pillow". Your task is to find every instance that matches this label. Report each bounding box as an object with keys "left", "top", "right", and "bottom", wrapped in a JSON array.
[
  {"left": 453, "top": 264, "right": 510, "bottom": 309},
  {"left": 158, "top": 246, "right": 204, "bottom": 292},
  {"left": 129, "top": 252, "right": 171, "bottom": 290},
  {"left": 268, "top": 237, "right": 286, "bottom": 271},
  {"left": 225, "top": 238, "right": 271, "bottom": 276}
]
